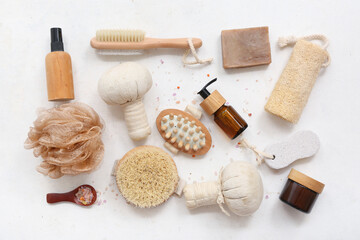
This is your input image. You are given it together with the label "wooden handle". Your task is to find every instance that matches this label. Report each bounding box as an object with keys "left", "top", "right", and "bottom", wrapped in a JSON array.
[
  {"left": 46, "top": 192, "right": 74, "bottom": 204},
  {"left": 90, "top": 37, "right": 202, "bottom": 50}
]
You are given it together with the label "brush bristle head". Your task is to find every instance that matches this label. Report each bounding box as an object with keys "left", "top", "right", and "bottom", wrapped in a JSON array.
[
  {"left": 96, "top": 29, "right": 145, "bottom": 42},
  {"left": 115, "top": 146, "right": 179, "bottom": 208},
  {"left": 96, "top": 49, "right": 144, "bottom": 55}
]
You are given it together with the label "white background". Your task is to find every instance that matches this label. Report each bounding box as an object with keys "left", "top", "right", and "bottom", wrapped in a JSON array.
[{"left": 1, "top": 0, "right": 359, "bottom": 239}]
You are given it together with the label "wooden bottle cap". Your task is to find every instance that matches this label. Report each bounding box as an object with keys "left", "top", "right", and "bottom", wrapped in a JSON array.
[
  {"left": 288, "top": 169, "right": 325, "bottom": 194},
  {"left": 200, "top": 90, "right": 226, "bottom": 115}
]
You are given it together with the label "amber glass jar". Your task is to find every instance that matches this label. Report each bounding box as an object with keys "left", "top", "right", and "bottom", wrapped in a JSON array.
[
  {"left": 214, "top": 105, "right": 248, "bottom": 139},
  {"left": 280, "top": 169, "right": 325, "bottom": 213}
]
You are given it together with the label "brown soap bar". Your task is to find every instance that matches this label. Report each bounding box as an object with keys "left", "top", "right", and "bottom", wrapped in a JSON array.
[{"left": 221, "top": 27, "right": 271, "bottom": 69}]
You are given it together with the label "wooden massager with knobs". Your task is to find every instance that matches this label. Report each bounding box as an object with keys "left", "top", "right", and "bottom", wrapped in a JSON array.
[{"left": 156, "top": 109, "right": 212, "bottom": 155}]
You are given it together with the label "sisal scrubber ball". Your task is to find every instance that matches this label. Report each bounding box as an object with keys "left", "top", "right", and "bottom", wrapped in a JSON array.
[{"left": 115, "top": 146, "right": 179, "bottom": 208}]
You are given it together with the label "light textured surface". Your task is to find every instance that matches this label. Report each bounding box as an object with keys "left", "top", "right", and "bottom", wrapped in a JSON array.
[
  {"left": 1, "top": 0, "right": 360, "bottom": 239},
  {"left": 264, "top": 131, "right": 320, "bottom": 169}
]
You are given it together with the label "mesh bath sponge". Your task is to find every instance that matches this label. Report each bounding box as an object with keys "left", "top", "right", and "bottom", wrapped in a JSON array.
[
  {"left": 115, "top": 146, "right": 179, "bottom": 208},
  {"left": 24, "top": 102, "right": 104, "bottom": 179}
]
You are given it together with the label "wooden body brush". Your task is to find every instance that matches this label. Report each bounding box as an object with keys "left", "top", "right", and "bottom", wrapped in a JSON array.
[
  {"left": 114, "top": 146, "right": 180, "bottom": 208},
  {"left": 90, "top": 29, "right": 202, "bottom": 52}
]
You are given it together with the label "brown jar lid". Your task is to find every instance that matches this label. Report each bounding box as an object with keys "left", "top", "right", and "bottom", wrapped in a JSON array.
[
  {"left": 200, "top": 90, "right": 226, "bottom": 115},
  {"left": 288, "top": 169, "right": 325, "bottom": 194}
]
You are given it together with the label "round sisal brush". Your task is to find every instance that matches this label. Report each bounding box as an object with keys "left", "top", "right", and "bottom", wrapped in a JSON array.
[{"left": 114, "top": 146, "right": 179, "bottom": 208}]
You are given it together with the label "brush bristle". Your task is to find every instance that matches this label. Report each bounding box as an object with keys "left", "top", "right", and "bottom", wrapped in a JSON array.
[
  {"left": 96, "top": 29, "right": 145, "bottom": 42},
  {"left": 96, "top": 49, "right": 144, "bottom": 55},
  {"left": 116, "top": 146, "right": 178, "bottom": 208}
]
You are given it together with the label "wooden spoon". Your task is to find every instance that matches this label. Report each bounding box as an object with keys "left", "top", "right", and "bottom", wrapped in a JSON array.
[{"left": 47, "top": 184, "right": 97, "bottom": 206}]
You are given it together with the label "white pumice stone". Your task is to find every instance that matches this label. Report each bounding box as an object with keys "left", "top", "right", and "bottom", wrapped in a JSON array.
[{"left": 264, "top": 131, "right": 320, "bottom": 169}]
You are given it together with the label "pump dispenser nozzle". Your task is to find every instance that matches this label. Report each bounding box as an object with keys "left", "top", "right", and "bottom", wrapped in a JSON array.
[
  {"left": 198, "top": 78, "right": 217, "bottom": 99},
  {"left": 50, "top": 28, "right": 64, "bottom": 52}
]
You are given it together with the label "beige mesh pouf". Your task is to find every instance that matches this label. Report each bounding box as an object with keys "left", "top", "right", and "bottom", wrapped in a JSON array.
[{"left": 114, "top": 146, "right": 179, "bottom": 208}]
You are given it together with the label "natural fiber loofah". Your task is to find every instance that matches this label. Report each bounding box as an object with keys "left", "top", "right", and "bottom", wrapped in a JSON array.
[
  {"left": 115, "top": 146, "right": 179, "bottom": 208},
  {"left": 24, "top": 102, "right": 104, "bottom": 179},
  {"left": 265, "top": 39, "right": 329, "bottom": 123}
]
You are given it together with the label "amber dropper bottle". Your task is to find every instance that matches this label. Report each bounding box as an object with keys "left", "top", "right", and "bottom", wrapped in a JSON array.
[
  {"left": 45, "top": 28, "right": 74, "bottom": 101},
  {"left": 198, "top": 78, "right": 248, "bottom": 139}
]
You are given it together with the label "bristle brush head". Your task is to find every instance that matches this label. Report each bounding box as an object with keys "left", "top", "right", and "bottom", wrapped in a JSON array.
[
  {"left": 96, "top": 29, "right": 145, "bottom": 42},
  {"left": 96, "top": 49, "right": 144, "bottom": 55}
]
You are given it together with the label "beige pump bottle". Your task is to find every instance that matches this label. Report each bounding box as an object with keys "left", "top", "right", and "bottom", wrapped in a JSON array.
[{"left": 45, "top": 28, "right": 74, "bottom": 101}]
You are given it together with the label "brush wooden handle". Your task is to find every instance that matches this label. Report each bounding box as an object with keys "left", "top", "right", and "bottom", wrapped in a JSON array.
[{"left": 90, "top": 37, "right": 202, "bottom": 50}]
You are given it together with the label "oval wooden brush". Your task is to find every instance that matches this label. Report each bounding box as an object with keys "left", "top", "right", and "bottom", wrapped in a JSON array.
[
  {"left": 156, "top": 109, "right": 212, "bottom": 155},
  {"left": 90, "top": 29, "right": 202, "bottom": 50}
]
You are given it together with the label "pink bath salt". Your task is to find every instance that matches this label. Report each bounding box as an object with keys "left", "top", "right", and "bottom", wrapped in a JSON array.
[{"left": 75, "top": 186, "right": 94, "bottom": 205}]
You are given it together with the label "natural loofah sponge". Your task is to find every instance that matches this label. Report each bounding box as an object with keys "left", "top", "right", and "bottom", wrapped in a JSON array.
[
  {"left": 24, "top": 102, "right": 104, "bottom": 179},
  {"left": 265, "top": 40, "right": 329, "bottom": 123},
  {"left": 115, "top": 146, "right": 179, "bottom": 208}
]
